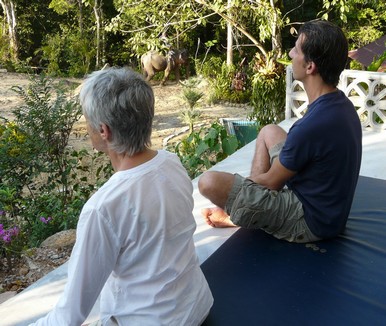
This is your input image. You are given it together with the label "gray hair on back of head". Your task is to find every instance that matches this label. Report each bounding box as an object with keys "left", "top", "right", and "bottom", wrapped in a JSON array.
[{"left": 79, "top": 67, "right": 155, "bottom": 156}]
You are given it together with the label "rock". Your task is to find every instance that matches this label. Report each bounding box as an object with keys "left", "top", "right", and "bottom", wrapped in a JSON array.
[
  {"left": 0, "top": 291, "right": 17, "bottom": 304},
  {"left": 19, "top": 267, "right": 29, "bottom": 276},
  {"left": 40, "top": 229, "right": 76, "bottom": 249},
  {"left": 24, "top": 257, "right": 39, "bottom": 270}
]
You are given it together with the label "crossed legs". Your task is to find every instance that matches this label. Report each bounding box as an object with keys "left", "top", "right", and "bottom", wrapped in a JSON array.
[{"left": 198, "top": 124, "right": 287, "bottom": 228}]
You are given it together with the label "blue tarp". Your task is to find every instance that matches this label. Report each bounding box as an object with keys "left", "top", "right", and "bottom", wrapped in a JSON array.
[{"left": 202, "top": 176, "right": 386, "bottom": 325}]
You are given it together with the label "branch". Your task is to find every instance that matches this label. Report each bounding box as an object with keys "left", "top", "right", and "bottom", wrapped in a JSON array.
[
  {"left": 117, "top": 11, "right": 218, "bottom": 34},
  {"left": 194, "top": 0, "right": 268, "bottom": 57}
]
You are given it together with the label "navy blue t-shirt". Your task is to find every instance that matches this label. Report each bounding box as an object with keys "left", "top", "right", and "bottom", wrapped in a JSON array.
[{"left": 279, "top": 90, "right": 362, "bottom": 238}]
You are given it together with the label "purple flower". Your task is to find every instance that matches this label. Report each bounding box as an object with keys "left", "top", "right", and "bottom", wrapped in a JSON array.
[
  {"left": 0, "top": 210, "right": 5, "bottom": 216},
  {"left": 10, "top": 226, "right": 19, "bottom": 236},
  {"left": 40, "top": 216, "right": 52, "bottom": 224},
  {"left": 0, "top": 226, "right": 19, "bottom": 244},
  {"left": 2, "top": 233, "right": 11, "bottom": 243}
]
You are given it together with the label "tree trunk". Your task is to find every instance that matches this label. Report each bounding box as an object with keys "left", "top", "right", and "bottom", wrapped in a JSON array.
[
  {"left": 93, "top": 0, "right": 103, "bottom": 68},
  {"left": 226, "top": 0, "right": 233, "bottom": 66},
  {"left": 270, "top": 0, "right": 282, "bottom": 59},
  {"left": 78, "top": 0, "right": 83, "bottom": 36},
  {"left": 0, "top": 0, "right": 18, "bottom": 62},
  {"left": 195, "top": 0, "right": 268, "bottom": 58}
]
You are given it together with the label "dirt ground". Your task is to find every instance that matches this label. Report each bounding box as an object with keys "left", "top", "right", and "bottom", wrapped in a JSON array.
[
  {"left": 0, "top": 71, "right": 252, "bottom": 301},
  {"left": 0, "top": 71, "right": 252, "bottom": 150}
]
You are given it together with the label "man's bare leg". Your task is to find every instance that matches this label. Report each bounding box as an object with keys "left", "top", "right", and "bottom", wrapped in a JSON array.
[
  {"left": 198, "top": 125, "right": 287, "bottom": 228},
  {"left": 198, "top": 171, "right": 236, "bottom": 228},
  {"left": 250, "top": 124, "right": 287, "bottom": 180},
  {"left": 198, "top": 171, "right": 235, "bottom": 208}
]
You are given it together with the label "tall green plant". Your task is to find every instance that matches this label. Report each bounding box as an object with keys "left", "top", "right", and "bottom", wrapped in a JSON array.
[
  {"left": 198, "top": 56, "right": 252, "bottom": 104},
  {"left": 180, "top": 78, "right": 203, "bottom": 134},
  {"left": 172, "top": 122, "right": 239, "bottom": 179},
  {"left": 40, "top": 29, "right": 94, "bottom": 76},
  {"left": 249, "top": 55, "right": 286, "bottom": 126},
  {"left": 0, "top": 75, "right": 113, "bottom": 249}
]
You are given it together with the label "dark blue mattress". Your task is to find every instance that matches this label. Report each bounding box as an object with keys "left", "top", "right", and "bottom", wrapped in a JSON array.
[{"left": 201, "top": 176, "right": 386, "bottom": 325}]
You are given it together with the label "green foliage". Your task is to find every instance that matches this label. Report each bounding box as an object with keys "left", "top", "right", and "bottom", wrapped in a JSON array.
[
  {"left": 107, "top": 0, "right": 207, "bottom": 57},
  {"left": 197, "top": 56, "right": 252, "bottom": 104},
  {"left": 179, "top": 78, "right": 204, "bottom": 133},
  {"left": 181, "top": 80, "right": 204, "bottom": 109},
  {"left": 196, "top": 55, "right": 224, "bottom": 80},
  {"left": 249, "top": 69, "right": 286, "bottom": 126},
  {"left": 49, "top": 0, "right": 74, "bottom": 15},
  {"left": 40, "top": 29, "right": 94, "bottom": 76},
  {"left": 0, "top": 29, "right": 12, "bottom": 64},
  {"left": 320, "top": 0, "right": 386, "bottom": 50},
  {"left": 321, "top": 0, "right": 350, "bottom": 23},
  {"left": 349, "top": 59, "right": 363, "bottom": 71},
  {"left": 65, "top": 32, "right": 95, "bottom": 76},
  {"left": 367, "top": 51, "right": 386, "bottom": 72},
  {"left": 39, "top": 33, "right": 66, "bottom": 75},
  {"left": 0, "top": 206, "right": 25, "bottom": 270},
  {"left": 0, "top": 75, "right": 113, "bottom": 255},
  {"left": 171, "top": 122, "right": 240, "bottom": 179}
]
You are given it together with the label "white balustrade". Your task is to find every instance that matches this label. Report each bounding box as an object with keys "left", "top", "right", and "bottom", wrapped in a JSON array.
[{"left": 285, "top": 65, "right": 386, "bottom": 131}]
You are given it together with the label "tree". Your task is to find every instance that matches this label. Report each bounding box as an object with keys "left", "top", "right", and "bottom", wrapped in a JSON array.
[
  {"left": 0, "top": 0, "right": 18, "bottom": 61},
  {"left": 93, "top": 0, "right": 104, "bottom": 68},
  {"left": 107, "top": 0, "right": 289, "bottom": 73},
  {"left": 320, "top": 0, "right": 386, "bottom": 48},
  {"left": 194, "top": 0, "right": 286, "bottom": 68},
  {"left": 106, "top": 0, "right": 214, "bottom": 57},
  {"left": 82, "top": 0, "right": 105, "bottom": 69},
  {"left": 45, "top": 0, "right": 113, "bottom": 74}
]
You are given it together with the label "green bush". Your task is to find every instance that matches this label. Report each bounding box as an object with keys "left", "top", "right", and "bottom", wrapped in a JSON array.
[
  {"left": 249, "top": 71, "right": 286, "bottom": 126},
  {"left": 179, "top": 78, "right": 204, "bottom": 134},
  {"left": 197, "top": 56, "right": 252, "bottom": 104},
  {"left": 40, "top": 29, "right": 94, "bottom": 77},
  {"left": 0, "top": 75, "right": 113, "bottom": 260},
  {"left": 172, "top": 122, "right": 240, "bottom": 179}
]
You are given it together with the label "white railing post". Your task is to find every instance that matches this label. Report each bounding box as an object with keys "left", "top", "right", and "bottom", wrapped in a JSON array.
[{"left": 285, "top": 65, "right": 386, "bottom": 131}]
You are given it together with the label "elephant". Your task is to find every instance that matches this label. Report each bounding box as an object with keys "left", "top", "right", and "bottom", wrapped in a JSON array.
[{"left": 141, "top": 49, "right": 190, "bottom": 86}]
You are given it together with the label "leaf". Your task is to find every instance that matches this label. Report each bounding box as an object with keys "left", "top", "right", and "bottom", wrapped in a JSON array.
[{"left": 222, "top": 136, "right": 239, "bottom": 155}]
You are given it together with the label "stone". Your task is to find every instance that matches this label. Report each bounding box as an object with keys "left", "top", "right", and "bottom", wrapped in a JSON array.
[
  {"left": 0, "top": 291, "right": 17, "bottom": 304},
  {"left": 19, "top": 267, "right": 29, "bottom": 276},
  {"left": 40, "top": 229, "right": 76, "bottom": 249}
]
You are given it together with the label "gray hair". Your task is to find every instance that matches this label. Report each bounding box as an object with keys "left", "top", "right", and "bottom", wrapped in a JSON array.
[{"left": 79, "top": 67, "right": 154, "bottom": 156}]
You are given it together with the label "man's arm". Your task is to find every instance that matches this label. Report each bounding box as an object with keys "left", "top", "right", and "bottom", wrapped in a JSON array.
[{"left": 251, "top": 157, "right": 296, "bottom": 191}]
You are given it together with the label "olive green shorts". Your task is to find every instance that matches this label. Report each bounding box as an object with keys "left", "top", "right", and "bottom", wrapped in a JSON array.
[{"left": 224, "top": 142, "right": 320, "bottom": 243}]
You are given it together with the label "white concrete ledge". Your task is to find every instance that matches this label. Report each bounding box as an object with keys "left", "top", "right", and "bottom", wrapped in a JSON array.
[{"left": 1, "top": 120, "right": 386, "bottom": 325}]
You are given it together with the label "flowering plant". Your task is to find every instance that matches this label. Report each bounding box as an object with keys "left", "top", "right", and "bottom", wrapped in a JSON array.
[
  {"left": 0, "top": 223, "right": 20, "bottom": 244},
  {"left": 0, "top": 210, "right": 23, "bottom": 269}
]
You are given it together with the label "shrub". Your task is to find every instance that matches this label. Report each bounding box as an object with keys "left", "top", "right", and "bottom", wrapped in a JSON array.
[
  {"left": 197, "top": 56, "right": 252, "bottom": 104},
  {"left": 0, "top": 75, "right": 113, "bottom": 256},
  {"left": 179, "top": 78, "right": 204, "bottom": 134},
  {"left": 249, "top": 71, "right": 286, "bottom": 125},
  {"left": 172, "top": 122, "right": 240, "bottom": 179}
]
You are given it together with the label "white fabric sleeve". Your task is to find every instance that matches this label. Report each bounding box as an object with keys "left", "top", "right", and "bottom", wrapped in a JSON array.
[{"left": 30, "top": 208, "right": 120, "bottom": 326}]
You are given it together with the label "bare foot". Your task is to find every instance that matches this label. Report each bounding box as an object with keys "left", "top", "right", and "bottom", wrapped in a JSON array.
[{"left": 201, "top": 207, "right": 237, "bottom": 228}]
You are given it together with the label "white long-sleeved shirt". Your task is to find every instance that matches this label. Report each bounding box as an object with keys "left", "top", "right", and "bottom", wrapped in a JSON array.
[{"left": 31, "top": 150, "right": 213, "bottom": 326}]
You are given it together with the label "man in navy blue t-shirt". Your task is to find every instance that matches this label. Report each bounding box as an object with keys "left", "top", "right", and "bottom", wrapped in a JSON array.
[{"left": 198, "top": 20, "right": 362, "bottom": 242}]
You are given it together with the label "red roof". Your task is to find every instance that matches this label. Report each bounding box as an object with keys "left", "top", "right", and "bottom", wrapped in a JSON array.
[{"left": 348, "top": 35, "right": 386, "bottom": 68}]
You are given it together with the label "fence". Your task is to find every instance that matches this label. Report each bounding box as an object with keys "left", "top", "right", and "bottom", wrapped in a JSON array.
[{"left": 285, "top": 65, "right": 386, "bottom": 131}]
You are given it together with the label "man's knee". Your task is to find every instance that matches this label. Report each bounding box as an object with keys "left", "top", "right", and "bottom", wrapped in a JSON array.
[
  {"left": 198, "top": 171, "right": 233, "bottom": 197},
  {"left": 259, "top": 124, "right": 287, "bottom": 148},
  {"left": 259, "top": 124, "right": 285, "bottom": 137},
  {"left": 198, "top": 171, "right": 215, "bottom": 196}
]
